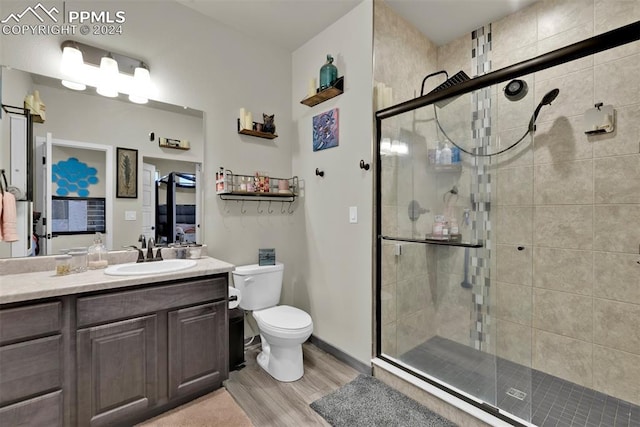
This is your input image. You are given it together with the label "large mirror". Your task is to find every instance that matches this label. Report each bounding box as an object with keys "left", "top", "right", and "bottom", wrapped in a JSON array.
[{"left": 0, "top": 66, "right": 205, "bottom": 258}]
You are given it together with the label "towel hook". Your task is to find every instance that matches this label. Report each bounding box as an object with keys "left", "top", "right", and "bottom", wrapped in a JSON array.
[
  {"left": 288, "top": 201, "right": 294, "bottom": 214},
  {"left": 359, "top": 160, "right": 370, "bottom": 170},
  {"left": 281, "top": 203, "right": 286, "bottom": 214},
  {"left": 315, "top": 168, "right": 324, "bottom": 177},
  {"left": 257, "top": 200, "right": 264, "bottom": 214},
  {"left": 268, "top": 201, "right": 274, "bottom": 214},
  {"left": 240, "top": 200, "right": 247, "bottom": 214}
]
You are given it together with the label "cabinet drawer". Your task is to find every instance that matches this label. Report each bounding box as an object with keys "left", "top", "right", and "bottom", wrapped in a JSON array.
[
  {"left": 0, "top": 335, "right": 62, "bottom": 406},
  {"left": 77, "top": 276, "right": 227, "bottom": 327},
  {"left": 0, "top": 302, "right": 61, "bottom": 345},
  {"left": 0, "top": 390, "right": 63, "bottom": 427}
]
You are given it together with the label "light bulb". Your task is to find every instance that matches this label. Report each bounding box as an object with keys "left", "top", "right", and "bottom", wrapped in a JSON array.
[
  {"left": 129, "top": 66, "right": 150, "bottom": 104},
  {"left": 60, "top": 46, "right": 86, "bottom": 90},
  {"left": 96, "top": 55, "right": 119, "bottom": 97}
]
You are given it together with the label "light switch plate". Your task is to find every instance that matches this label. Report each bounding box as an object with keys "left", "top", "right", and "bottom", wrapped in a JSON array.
[
  {"left": 349, "top": 206, "right": 358, "bottom": 224},
  {"left": 125, "top": 211, "right": 137, "bottom": 221}
]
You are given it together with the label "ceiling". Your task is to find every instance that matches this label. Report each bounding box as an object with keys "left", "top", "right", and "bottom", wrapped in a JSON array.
[{"left": 178, "top": 0, "right": 538, "bottom": 51}]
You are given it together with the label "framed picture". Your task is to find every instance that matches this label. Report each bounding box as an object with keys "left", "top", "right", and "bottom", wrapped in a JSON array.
[
  {"left": 312, "top": 108, "right": 339, "bottom": 151},
  {"left": 116, "top": 147, "right": 138, "bottom": 198}
]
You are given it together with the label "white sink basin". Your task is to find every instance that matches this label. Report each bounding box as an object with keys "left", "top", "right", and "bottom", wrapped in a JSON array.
[{"left": 104, "top": 259, "right": 197, "bottom": 276}]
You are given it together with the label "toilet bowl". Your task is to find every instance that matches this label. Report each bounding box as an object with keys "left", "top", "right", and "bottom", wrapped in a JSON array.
[{"left": 232, "top": 263, "right": 313, "bottom": 382}]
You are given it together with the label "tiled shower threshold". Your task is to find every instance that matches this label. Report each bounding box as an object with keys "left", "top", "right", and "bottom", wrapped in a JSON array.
[{"left": 398, "top": 336, "right": 639, "bottom": 427}]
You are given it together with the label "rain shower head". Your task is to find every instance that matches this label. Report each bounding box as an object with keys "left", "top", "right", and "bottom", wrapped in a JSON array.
[{"left": 421, "top": 70, "right": 471, "bottom": 108}]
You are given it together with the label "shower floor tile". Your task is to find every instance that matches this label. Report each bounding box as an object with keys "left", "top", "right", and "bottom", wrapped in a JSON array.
[{"left": 398, "top": 336, "right": 639, "bottom": 427}]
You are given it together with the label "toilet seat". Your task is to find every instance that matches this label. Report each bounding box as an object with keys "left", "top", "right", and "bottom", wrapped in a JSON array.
[{"left": 254, "top": 305, "right": 312, "bottom": 334}]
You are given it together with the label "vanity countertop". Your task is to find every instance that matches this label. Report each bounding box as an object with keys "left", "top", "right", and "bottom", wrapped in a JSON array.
[{"left": 0, "top": 256, "right": 235, "bottom": 305}]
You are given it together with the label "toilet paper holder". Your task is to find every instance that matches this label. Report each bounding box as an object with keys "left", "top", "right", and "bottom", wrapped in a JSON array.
[{"left": 584, "top": 103, "right": 615, "bottom": 135}]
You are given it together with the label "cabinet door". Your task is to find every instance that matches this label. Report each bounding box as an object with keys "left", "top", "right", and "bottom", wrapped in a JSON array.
[
  {"left": 168, "top": 301, "right": 226, "bottom": 399},
  {"left": 76, "top": 315, "right": 158, "bottom": 427}
]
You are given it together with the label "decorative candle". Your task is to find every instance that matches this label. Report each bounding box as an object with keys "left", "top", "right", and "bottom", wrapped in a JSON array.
[
  {"left": 239, "top": 108, "right": 246, "bottom": 129},
  {"left": 376, "top": 83, "right": 385, "bottom": 110},
  {"left": 307, "top": 78, "right": 316, "bottom": 97},
  {"left": 246, "top": 111, "right": 253, "bottom": 130},
  {"left": 384, "top": 87, "right": 393, "bottom": 108}
]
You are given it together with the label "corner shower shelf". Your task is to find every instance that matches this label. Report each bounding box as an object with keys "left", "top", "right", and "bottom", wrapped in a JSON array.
[
  {"left": 433, "top": 163, "right": 462, "bottom": 172},
  {"left": 381, "top": 235, "right": 483, "bottom": 248},
  {"left": 300, "top": 76, "right": 344, "bottom": 107}
]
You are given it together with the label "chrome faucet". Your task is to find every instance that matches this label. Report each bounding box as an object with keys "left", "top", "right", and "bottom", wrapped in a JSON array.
[
  {"left": 146, "top": 238, "right": 155, "bottom": 261},
  {"left": 138, "top": 234, "right": 147, "bottom": 249}
]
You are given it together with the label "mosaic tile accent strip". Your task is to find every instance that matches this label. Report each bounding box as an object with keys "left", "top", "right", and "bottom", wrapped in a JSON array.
[
  {"left": 399, "top": 336, "right": 640, "bottom": 427},
  {"left": 469, "top": 24, "right": 493, "bottom": 351}
]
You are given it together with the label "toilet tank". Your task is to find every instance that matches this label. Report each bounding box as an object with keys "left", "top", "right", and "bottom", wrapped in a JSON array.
[{"left": 232, "top": 262, "right": 284, "bottom": 311}]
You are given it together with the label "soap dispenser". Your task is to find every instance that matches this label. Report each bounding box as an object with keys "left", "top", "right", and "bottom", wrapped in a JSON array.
[{"left": 88, "top": 232, "right": 108, "bottom": 269}]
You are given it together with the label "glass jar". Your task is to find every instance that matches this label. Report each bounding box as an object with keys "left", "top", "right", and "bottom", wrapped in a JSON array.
[
  {"left": 88, "top": 233, "right": 109, "bottom": 269},
  {"left": 55, "top": 255, "right": 72, "bottom": 276},
  {"left": 319, "top": 54, "right": 338, "bottom": 90},
  {"left": 69, "top": 250, "right": 88, "bottom": 273}
]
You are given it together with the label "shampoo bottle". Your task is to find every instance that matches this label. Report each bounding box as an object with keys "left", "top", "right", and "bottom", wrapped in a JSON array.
[{"left": 441, "top": 143, "right": 452, "bottom": 165}]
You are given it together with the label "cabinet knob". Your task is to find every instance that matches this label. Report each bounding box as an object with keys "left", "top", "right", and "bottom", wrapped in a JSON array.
[
  {"left": 359, "top": 160, "right": 370, "bottom": 170},
  {"left": 315, "top": 168, "right": 325, "bottom": 177}
]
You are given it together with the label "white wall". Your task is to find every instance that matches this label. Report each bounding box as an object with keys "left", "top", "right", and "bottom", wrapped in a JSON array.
[
  {"left": 291, "top": 0, "right": 374, "bottom": 364},
  {"left": 0, "top": 1, "right": 298, "bottom": 284}
]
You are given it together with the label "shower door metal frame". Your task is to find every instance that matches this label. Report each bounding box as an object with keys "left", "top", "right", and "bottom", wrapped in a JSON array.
[{"left": 374, "top": 19, "right": 640, "bottom": 426}]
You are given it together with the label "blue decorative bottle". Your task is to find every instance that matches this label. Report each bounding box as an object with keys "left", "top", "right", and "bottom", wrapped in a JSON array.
[{"left": 319, "top": 54, "right": 338, "bottom": 90}]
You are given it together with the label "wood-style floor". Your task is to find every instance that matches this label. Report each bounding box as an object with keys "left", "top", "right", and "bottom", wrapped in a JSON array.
[{"left": 224, "top": 342, "right": 361, "bottom": 426}]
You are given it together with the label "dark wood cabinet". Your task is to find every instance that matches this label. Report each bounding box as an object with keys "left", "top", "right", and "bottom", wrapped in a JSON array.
[
  {"left": 0, "top": 273, "right": 229, "bottom": 427},
  {"left": 168, "top": 301, "right": 227, "bottom": 399},
  {"left": 0, "top": 301, "right": 64, "bottom": 427},
  {"left": 76, "top": 315, "right": 158, "bottom": 427}
]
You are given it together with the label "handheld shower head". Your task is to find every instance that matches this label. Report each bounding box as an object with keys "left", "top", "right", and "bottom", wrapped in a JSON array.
[
  {"left": 541, "top": 88, "right": 560, "bottom": 105},
  {"left": 529, "top": 88, "right": 560, "bottom": 131}
]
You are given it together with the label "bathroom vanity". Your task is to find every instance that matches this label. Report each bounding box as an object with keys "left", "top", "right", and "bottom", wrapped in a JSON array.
[{"left": 0, "top": 256, "right": 234, "bottom": 427}]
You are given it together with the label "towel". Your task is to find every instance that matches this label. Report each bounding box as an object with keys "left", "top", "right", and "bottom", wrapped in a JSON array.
[
  {"left": 1, "top": 192, "right": 19, "bottom": 242},
  {"left": 0, "top": 192, "right": 3, "bottom": 241}
]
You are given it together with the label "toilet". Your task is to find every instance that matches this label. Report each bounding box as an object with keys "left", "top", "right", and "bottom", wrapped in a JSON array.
[{"left": 232, "top": 262, "right": 313, "bottom": 382}]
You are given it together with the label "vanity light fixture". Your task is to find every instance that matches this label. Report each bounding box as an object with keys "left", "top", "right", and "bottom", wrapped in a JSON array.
[
  {"left": 129, "top": 64, "right": 151, "bottom": 104},
  {"left": 96, "top": 54, "right": 119, "bottom": 98},
  {"left": 59, "top": 40, "right": 153, "bottom": 104},
  {"left": 60, "top": 44, "right": 86, "bottom": 91}
]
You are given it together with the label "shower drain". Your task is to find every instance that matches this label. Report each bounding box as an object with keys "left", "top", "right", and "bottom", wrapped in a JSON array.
[{"left": 506, "top": 387, "right": 527, "bottom": 401}]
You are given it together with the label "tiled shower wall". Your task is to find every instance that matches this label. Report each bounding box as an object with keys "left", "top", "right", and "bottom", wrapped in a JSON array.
[
  {"left": 376, "top": 0, "right": 640, "bottom": 407},
  {"left": 489, "top": 0, "right": 640, "bottom": 406}
]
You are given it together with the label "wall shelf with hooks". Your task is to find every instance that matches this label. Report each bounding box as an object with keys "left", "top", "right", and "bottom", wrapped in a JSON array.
[
  {"left": 216, "top": 169, "right": 298, "bottom": 203},
  {"left": 300, "top": 76, "right": 344, "bottom": 107}
]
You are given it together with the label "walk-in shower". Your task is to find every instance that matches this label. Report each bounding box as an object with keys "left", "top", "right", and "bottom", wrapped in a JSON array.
[{"left": 375, "top": 20, "right": 640, "bottom": 427}]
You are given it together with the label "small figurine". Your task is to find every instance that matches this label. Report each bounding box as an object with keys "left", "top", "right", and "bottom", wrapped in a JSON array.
[{"left": 263, "top": 113, "right": 276, "bottom": 134}]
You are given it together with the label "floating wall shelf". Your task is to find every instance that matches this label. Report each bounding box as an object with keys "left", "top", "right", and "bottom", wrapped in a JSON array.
[
  {"left": 237, "top": 119, "right": 278, "bottom": 139},
  {"left": 301, "top": 76, "right": 344, "bottom": 107}
]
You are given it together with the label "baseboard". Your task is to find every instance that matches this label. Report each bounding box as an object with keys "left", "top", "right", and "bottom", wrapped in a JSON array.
[{"left": 308, "top": 335, "right": 371, "bottom": 375}]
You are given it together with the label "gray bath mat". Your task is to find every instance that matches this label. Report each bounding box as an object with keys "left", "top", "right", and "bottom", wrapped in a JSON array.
[{"left": 310, "top": 374, "right": 458, "bottom": 427}]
